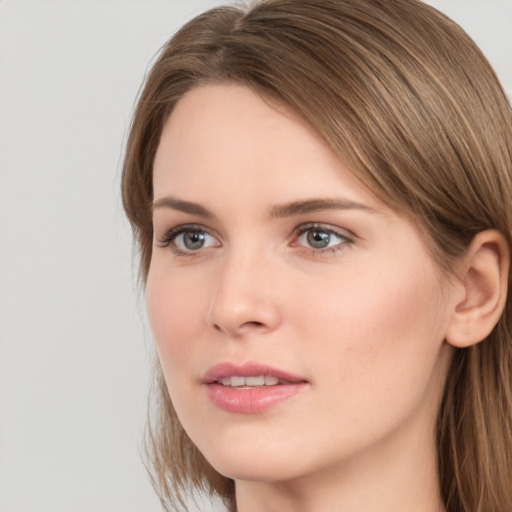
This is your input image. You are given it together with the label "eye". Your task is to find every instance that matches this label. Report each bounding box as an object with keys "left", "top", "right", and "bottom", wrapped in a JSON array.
[
  {"left": 294, "top": 225, "right": 351, "bottom": 251},
  {"left": 158, "top": 225, "right": 220, "bottom": 255},
  {"left": 176, "top": 230, "right": 214, "bottom": 251}
]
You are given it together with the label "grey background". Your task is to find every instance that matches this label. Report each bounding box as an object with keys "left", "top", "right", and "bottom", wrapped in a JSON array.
[{"left": 1, "top": 1, "right": 511, "bottom": 511}]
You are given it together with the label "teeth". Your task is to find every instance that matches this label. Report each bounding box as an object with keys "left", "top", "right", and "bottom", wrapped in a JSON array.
[
  {"left": 246, "top": 376, "right": 265, "bottom": 386},
  {"left": 264, "top": 375, "right": 279, "bottom": 386},
  {"left": 217, "top": 375, "right": 281, "bottom": 387},
  {"left": 231, "top": 376, "right": 245, "bottom": 387}
]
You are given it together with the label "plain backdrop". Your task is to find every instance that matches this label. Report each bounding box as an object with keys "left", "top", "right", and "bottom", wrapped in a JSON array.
[{"left": 0, "top": 1, "right": 511, "bottom": 511}]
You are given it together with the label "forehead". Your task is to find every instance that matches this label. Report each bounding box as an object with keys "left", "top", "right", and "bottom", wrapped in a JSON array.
[{"left": 152, "top": 84, "right": 378, "bottom": 210}]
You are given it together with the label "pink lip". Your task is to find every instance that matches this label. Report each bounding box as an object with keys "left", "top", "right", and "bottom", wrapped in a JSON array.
[
  {"left": 203, "top": 362, "right": 306, "bottom": 384},
  {"left": 203, "top": 362, "right": 309, "bottom": 414}
]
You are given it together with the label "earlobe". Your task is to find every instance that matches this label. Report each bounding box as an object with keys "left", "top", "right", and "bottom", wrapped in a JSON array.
[{"left": 446, "top": 230, "right": 510, "bottom": 348}]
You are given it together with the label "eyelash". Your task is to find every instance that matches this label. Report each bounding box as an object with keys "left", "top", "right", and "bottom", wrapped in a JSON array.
[
  {"left": 157, "top": 223, "right": 353, "bottom": 257},
  {"left": 157, "top": 224, "right": 218, "bottom": 257},
  {"left": 293, "top": 223, "right": 353, "bottom": 254}
]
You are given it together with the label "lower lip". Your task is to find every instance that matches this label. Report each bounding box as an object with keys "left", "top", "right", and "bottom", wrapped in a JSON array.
[{"left": 206, "top": 382, "right": 308, "bottom": 413}]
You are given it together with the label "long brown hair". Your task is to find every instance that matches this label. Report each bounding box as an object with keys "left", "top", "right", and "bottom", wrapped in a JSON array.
[{"left": 122, "top": 1, "right": 512, "bottom": 510}]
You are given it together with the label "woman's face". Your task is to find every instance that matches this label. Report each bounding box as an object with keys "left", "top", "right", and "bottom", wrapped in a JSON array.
[{"left": 148, "top": 84, "right": 455, "bottom": 484}]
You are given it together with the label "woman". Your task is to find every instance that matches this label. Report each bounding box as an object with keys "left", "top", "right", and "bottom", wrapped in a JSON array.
[{"left": 122, "top": 0, "right": 512, "bottom": 511}]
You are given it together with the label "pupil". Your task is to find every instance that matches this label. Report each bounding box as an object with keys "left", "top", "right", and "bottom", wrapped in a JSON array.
[
  {"left": 184, "top": 231, "right": 205, "bottom": 250},
  {"left": 307, "top": 230, "right": 330, "bottom": 248}
]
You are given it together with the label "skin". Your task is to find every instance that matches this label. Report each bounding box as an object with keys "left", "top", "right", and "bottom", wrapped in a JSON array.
[{"left": 147, "top": 84, "right": 460, "bottom": 512}]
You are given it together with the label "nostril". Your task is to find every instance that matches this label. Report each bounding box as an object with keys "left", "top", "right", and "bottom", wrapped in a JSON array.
[
  {"left": 213, "top": 320, "right": 267, "bottom": 336},
  {"left": 242, "top": 321, "right": 265, "bottom": 329}
]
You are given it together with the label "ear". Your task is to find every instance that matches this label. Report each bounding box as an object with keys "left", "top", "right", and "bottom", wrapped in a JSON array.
[{"left": 446, "top": 229, "right": 509, "bottom": 348}]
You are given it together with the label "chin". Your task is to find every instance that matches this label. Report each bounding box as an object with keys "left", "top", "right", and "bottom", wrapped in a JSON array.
[
  {"left": 207, "top": 452, "right": 301, "bottom": 483},
  {"left": 191, "top": 425, "right": 317, "bottom": 484}
]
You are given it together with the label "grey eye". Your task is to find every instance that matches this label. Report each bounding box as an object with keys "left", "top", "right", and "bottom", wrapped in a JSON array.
[
  {"left": 183, "top": 231, "right": 206, "bottom": 250},
  {"left": 176, "top": 230, "right": 217, "bottom": 251},
  {"left": 307, "top": 230, "right": 331, "bottom": 248},
  {"left": 297, "top": 227, "right": 346, "bottom": 250}
]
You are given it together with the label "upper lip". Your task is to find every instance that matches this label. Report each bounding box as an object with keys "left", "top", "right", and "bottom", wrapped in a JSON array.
[{"left": 202, "top": 362, "right": 307, "bottom": 384}]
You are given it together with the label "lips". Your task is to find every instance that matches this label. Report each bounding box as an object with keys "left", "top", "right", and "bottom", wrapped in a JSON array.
[{"left": 202, "top": 362, "right": 309, "bottom": 413}]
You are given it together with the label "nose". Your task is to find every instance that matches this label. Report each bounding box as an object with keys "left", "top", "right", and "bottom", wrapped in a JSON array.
[{"left": 208, "top": 249, "right": 282, "bottom": 338}]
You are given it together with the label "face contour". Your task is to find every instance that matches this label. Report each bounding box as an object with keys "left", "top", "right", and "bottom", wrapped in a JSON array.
[{"left": 148, "top": 84, "right": 455, "bottom": 487}]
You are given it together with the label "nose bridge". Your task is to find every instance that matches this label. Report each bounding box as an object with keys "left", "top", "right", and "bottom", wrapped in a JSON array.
[{"left": 208, "top": 240, "right": 281, "bottom": 336}]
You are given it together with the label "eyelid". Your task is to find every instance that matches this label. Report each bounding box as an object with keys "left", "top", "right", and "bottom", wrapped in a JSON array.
[
  {"left": 291, "top": 222, "right": 354, "bottom": 250},
  {"left": 293, "top": 222, "right": 354, "bottom": 239},
  {"left": 157, "top": 224, "right": 221, "bottom": 254}
]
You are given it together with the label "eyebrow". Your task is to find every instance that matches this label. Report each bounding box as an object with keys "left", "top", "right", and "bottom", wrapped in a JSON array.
[
  {"left": 152, "top": 196, "right": 376, "bottom": 218},
  {"left": 269, "top": 198, "right": 376, "bottom": 217},
  {"left": 152, "top": 196, "right": 214, "bottom": 218}
]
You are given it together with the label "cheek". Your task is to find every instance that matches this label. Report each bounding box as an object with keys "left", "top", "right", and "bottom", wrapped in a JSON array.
[
  {"left": 297, "top": 258, "right": 449, "bottom": 396},
  {"left": 146, "top": 265, "right": 209, "bottom": 377},
  {"left": 363, "top": 266, "right": 446, "bottom": 354},
  {"left": 278, "top": 258, "right": 451, "bottom": 460}
]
